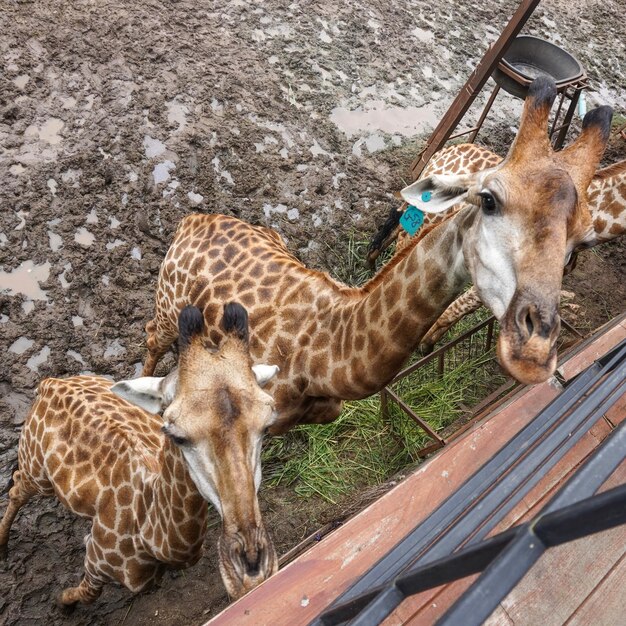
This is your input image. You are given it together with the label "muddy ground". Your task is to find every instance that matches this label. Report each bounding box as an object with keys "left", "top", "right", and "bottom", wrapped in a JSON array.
[{"left": 1, "top": 0, "right": 624, "bottom": 624}]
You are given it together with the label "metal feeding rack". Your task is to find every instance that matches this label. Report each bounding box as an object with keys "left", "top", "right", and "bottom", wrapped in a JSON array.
[
  {"left": 409, "top": 0, "right": 588, "bottom": 182},
  {"left": 379, "top": 314, "right": 585, "bottom": 458},
  {"left": 366, "top": 0, "right": 591, "bottom": 267}
]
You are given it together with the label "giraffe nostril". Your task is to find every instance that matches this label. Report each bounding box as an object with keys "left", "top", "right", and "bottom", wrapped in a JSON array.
[
  {"left": 243, "top": 549, "right": 261, "bottom": 576},
  {"left": 525, "top": 311, "right": 534, "bottom": 336}
]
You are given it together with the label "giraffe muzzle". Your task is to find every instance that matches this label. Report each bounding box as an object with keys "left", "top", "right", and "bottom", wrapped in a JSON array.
[
  {"left": 497, "top": 295, "right": 560, "bottom": 385},
  {"left": 218, "top": 525, "right": 278, "bottom": 599}
]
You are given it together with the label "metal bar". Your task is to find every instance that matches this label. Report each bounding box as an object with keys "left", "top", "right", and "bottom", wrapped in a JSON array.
[
  {"left": 537, "top": 483, "right": 626, "bottom": 546},
  {"left": 317, "top": 340, "right": 626, "bottom": 622},
  {"left": 468, "top": 84, "right": 501, "bottom": 143},
  {"left": 380, "top": 388, "right": 389, "bottom": 421},
  {"left": 560, "top": 317, "right": 585, "bottom": 339},
  {"left": 549, "top": 91, "right": 566, "bottom": 136},
  {"left": 553, "top": 87, "right": 583, "bottom": 149},
  {"left": 389, "top": 317, "right": 495, "bottom": 383},
  {"left": 384, "top": 387, "right": 446, "bottom": 444},
  {"left": 414, "top": 440, "right": 446, "bottom": 458},
  {"left": 410, "top": 0, "right": 542, "bottom": 179},
  {"left": 438, "top": 420, "right": 626, "bottom": 626},
  {"left": 446, "top": 127, "right": 480, "bottom": 141}
]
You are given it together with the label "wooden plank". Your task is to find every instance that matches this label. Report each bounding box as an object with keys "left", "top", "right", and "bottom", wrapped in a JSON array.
[
  {"left": 565, "top": 553, "right": 626, "bottom": 626},
  {"left": 603, "top": 392, "right": 626, "bottom": 427},
  {"left": 206, "top": 380, "right": 561, "bottom": 626},
  {"left": 386, "top": 409, "right": 617, "bottom": 624},
  {"left": 490, "top": 415, "right": 615, "bottom": 532},
  {"left": 482, "top": 464, "right": 626, "bottom": 626},
  {"left": 557, "top": 321, "right": 626, "bottom": 381}
]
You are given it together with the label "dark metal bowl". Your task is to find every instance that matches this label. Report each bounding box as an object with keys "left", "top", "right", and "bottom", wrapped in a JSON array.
[{"left": 493, "top": 35, "right": 584, "bottom": 99}]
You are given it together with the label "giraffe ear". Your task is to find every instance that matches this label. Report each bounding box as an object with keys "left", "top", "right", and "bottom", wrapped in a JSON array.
[
  {"left": 400, "top": 173, "right": 479, "bottom": 214},
  {"left": 111, "top": 371, "right": 178, "bottom": 414},
  {"left": 252, "top": 364, "right": 279, "bottom": 387}
]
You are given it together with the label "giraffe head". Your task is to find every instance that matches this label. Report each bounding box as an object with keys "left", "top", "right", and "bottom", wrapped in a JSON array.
[
  {"left": 112, "top": 303, "right": 279, "bottom": 598},
  {"left": 402, "top": 77, "right": 613, "bottom": 384}
]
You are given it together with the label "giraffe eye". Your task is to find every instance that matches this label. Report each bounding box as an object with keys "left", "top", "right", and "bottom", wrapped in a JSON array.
[
  {"left": 162, "top": 425, "right": 189, "bottom": 447},
  {"left": 170, "top": 434, "right": 189, "bottom": 447},
  {"left": 479, "top": 192, "right": 498, "bottom": 215}
]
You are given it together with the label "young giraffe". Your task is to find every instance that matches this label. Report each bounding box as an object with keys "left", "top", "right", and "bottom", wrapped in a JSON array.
[
  {"left": 143, "top": 78, "right": 613, "bottom": 433},
  {"left": 0, "top": 304, "right": 280, "bottom": 607},
  {"left": 390, "top": 146, "right": 626, "bottom": 352}
]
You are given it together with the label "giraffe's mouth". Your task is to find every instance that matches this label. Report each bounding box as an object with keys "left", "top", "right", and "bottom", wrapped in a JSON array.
[
  {"left": 496, "top": 293, "right": 561, "bottom": 385},
  {"left": 217, "top": 526, "right": 278, "bottom": 599},
  {"left": 497, "top": 332, "right": 559, "bottom": 385}
]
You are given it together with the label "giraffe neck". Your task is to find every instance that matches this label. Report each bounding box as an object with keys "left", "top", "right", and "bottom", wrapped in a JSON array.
[
  {"left": 143, "top": 441, "right": 208, "bottom": 563},
  {"left": 325, "top": 206, "right": 476, "bottom": 398},
  {"left": 589, "top": 159, "right": 626, "bottom": 242}
]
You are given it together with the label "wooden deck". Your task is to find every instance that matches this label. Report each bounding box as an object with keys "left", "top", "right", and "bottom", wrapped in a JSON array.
[{"left": 207, "top": 316, "right": 626, "bottom": 626}]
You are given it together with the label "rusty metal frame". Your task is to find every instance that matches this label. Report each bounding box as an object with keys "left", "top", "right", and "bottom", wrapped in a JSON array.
[
  {"left": 410, "top": 0, "right": 542, "bottom": 180},
  {"left": 381, "top": 315, "right": 585, "bottom": 458},
  {"left": 463, "top": 75, "right": 589, "bottom": 150}
]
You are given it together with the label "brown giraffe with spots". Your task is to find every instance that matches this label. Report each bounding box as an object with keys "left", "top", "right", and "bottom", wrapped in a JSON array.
[
  {"left": 0, "top": 304, "right": 280, "bottom": 607},
  {"left": 385, "top": 146, "right": 626, "bottom": 352},
  {"left": 143, "top": 78, "right": 613, "bottom": 431}
]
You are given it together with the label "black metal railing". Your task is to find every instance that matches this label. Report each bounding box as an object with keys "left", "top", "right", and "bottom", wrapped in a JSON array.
[{"left": 314, "top": 338, "right": 626, "bottom": 626}]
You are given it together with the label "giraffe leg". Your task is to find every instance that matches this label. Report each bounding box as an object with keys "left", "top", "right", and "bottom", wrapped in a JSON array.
[
  {"left": 56, "top": 570, "right": 104, "bottom": 609},
  {"left": 143, "top": 318, "right": 177, "bottom": 376},
  {"left": 418, "top": 287, "right": 483, "bottom": 355},
  {"left": 56, "top": 532, "right": 106, "bottom": 608},
  {"left": 0, "top": 468, "right": 38, "bottom": 560}
]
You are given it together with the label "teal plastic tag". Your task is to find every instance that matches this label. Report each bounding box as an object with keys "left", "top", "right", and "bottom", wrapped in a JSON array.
[{"left": 399, "top": 205, "right": 424, "bottom": 236}]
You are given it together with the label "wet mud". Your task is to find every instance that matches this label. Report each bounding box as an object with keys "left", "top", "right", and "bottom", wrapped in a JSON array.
[{"left": 1, "top": 0, "right": 624, "bottom": 624}]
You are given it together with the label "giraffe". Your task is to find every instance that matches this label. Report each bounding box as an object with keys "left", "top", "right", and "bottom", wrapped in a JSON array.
[
  {"left": 0, "top": 303, "right": 280, "bottom": 607},
  {"left": 384, "top": 146, "right": 626, "bottom": 353},
  {"left": 142, "top": 77, "right": 613, "bottom": 433}
]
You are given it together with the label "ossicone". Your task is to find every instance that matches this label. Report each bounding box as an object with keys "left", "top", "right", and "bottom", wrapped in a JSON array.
[
  {"left": 581, "top": 105, "right": 613, "bottom": 142},
  {"left": 178, "top": 305, "right": 205, "bottom": 347},
  {"left": 526, "top": 75, "right": 557, "bottom": 111},
  {"left": 222, "top": 302, "right": 249, "bottom": 345}
]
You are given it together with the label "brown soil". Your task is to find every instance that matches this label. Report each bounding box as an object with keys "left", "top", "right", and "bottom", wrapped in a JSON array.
[{"left": 0, "top": 1, "right": 624, "bottom": 625}]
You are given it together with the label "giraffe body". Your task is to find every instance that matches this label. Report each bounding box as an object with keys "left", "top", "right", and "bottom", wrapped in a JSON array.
[
  {"left": 144, "top": 79, "right": 615, "bottom": 426},
  {"left": 0, "top": 304, "right": 280, "bottom": 606},
  {"left": 3, "top": 375, "right": 206, "bottom": 602}
]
